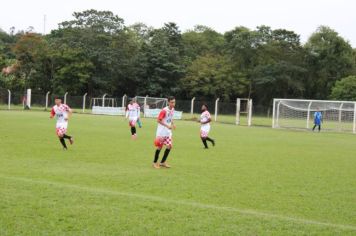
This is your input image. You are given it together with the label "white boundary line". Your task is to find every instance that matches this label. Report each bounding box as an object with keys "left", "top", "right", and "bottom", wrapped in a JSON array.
[{"left": 1, "top": 175, "right": 356, "bottom": 231}]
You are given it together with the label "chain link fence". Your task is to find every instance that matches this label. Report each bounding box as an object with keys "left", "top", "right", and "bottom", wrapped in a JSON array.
[{"left": 0, "top": 88, "right": 272, "bottom": 127}]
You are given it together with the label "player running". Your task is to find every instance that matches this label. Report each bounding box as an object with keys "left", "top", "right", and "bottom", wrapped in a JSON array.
[
  {"left": 126, "top": 98, "right": 141, "bottom": 139},
  {"left": 312, "top": 108, "right": 323, "bottom": 132},
  {"left": 152, "top": 96, "right": 176, "bottom": 169},
  {"left": 199, "top": 104, "right": 215, "bottom": 149},
  {"left": 50, "top": 98, "right": 74, "bottom": 150}
]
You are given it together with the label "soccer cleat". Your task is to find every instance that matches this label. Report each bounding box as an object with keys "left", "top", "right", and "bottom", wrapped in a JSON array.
[
  {"left": 69, "top": 137, "right": 74, "bottom": 145},
  {"left": 152, "top": 163, "right": 160, "bottom": 169},
  {"left": 132, "top": 134, "right": 137, "bottom": 140},
  {"left": 160, "top": 162, "right": 171, "bottom": 168},
  {"left": 63, "top": 147, "right": 68, "bottom": 151}
]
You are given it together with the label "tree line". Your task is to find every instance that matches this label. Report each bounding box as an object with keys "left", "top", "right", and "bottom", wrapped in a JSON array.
[{"left": 1, "top": 9, "right": 355, "bottom": 106}]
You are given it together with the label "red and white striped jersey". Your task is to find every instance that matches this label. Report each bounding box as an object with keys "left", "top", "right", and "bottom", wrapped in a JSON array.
[
  {"left": 156, "top": 106, "right": 174, "bottom": 137},
  {"left": 200, "top": 110, "right": 211, "bottom": 130},
  {"left": 126, "top": 103, "right": 140, "bottom": 119},
  {"left": 51, "top": 104, "right": 70, "bottom": 123}
]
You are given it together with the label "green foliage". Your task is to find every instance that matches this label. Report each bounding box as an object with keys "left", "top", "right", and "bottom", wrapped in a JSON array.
[
  {"left": 330, "top": 75, "right": 356, "bottom": 100},
  {"left": 181, "top": 54, "right": 248, "bottom": 100},
  {"left": 0, "top": 12, "right": 355, "bottom": 106},
  {"left": 305, "top": 26, "right": 354, "bottom": 99}
]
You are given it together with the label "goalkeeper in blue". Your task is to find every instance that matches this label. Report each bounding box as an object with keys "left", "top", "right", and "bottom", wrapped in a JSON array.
[{"left": 312, "top": 109, "right": 323, "bottom": 132}]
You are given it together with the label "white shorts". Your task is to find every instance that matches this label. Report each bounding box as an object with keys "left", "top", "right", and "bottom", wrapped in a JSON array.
[
  {"left": 56, "top": 122, "right": 68, "bottom": 136},
  {"left": 129, "top": 117, "right": 138, "bottom": 127},
  {"left": 200, "top": 125, "right": 210, "bottom": 138}
]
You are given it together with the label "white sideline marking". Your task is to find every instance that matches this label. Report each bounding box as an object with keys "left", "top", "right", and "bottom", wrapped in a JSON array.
[{"left": 1, "top": 175, "right": 355, "bottom": 231}]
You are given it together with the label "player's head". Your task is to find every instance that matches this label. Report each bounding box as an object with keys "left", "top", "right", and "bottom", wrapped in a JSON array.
[
  {"left": 168, "top": 96, "right": 175, "bottom": 109},
  {"left": 201, "top": 104, "right": 208, "bottom": 111},
  {"left": 54, "top": 97, "right": 62, "bottom": 105},
  {"left": 129, "top": 99, "right": 134, "bottom": 104}
]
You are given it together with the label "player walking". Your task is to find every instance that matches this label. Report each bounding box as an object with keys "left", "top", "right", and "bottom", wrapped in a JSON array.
[
  {"left": 200, "top": 104, "right": 215, "bottom": 149},
  {"left": 50, "top": 98, "right": 74, "bottom": 150},
  {"left": 153, "top": 96, "right": 176, "bottom": 169},
  {"left": 126, "top": 98, "right": 141, "bottom": 139},
  {"left": 312, "top": 108, "right": 323, "bottom": 132}
]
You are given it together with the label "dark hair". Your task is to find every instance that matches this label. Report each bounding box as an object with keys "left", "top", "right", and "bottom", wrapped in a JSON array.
[
  {"left": 54, "top": 97, "right": 62, "bottom": 100},
  {"left": 168, "top": 96, "right": 175, "bottom": 102},
  {"left": 202, "top": 103, "right": 208, "bottom": 110}
]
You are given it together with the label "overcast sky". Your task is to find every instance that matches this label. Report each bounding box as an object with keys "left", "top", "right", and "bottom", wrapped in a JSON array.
[{"left": 1, "top": 0, "right": 355, "bottom": 46}]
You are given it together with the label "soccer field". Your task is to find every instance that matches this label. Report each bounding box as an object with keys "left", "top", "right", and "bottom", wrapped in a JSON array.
[{"left": 0, "top": 110, "right": 355, "bottom": 235}]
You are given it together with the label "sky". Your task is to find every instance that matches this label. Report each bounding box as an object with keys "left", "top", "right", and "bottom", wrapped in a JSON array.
[{"left": 1, "top": 0, "right": 355, "bottom": 47}]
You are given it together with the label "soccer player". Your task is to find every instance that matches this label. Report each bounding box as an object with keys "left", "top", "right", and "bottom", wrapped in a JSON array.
[
  {"left": 152, "top": 96, "right": 176, "bottom": 169},
  {"left": 50, "top": 98, "right": 74, "bottom": 150},
  {"left": 200, "top": 104, "right": 215, "bottom": 149},
  {"left": 126, "top": 98, "right": 141, "bottom": 139},
  {"left": 312, "top": 108, "right": 323, "bottom": 132}
]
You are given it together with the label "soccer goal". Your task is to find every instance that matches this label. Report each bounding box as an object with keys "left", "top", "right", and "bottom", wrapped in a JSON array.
[
  {"left": 90, "top": 97, "right": 125, "bottom": 116},
  {"left": 135, "top": 96, "right": 168, "bottom": 118},
  {"left": 90, "top": 97, "right": 118, "bottom": 107},
  {"left": 272, "top": 99, "right": 356, "bottom": 133},
  {"left": 236, "top": 98, "right": 253, "bottom": 126}
]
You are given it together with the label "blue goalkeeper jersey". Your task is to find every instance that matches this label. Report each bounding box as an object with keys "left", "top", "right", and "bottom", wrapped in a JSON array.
[{"left": 314, "top": 111, "right": 322, "bottom": 125}]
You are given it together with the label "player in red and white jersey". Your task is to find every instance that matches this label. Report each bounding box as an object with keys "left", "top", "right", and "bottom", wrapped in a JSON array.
[
  {"left": 153, "top": 96, "right": 176, "bottom": 169},
  {"left": 199, "top": 104, "right": 215, "bottom": 149},
  {"left": 50, "top": 97, "right": 74, "bottom": 150},
  {"left": 126, "top": 98, "right": 141, "bottom": 139}
]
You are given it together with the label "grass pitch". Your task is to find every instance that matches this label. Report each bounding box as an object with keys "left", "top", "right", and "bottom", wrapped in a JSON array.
[{"left": 0, "top": 110, "right": 355, "bottom": 235}]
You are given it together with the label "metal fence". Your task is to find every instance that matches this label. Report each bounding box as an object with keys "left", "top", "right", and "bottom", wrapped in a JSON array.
[{"left": 0, "top": 88, "right": 272, "bottom": 127}]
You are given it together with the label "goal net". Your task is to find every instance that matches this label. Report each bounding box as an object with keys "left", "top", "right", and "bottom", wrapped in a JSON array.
[
  {"left": 272, "top": 99, "right": 356, "bottom": 133},
  {"left": 135, "top": 96, "right": 167, "bottom": 117},
  {"left": 90, "top": 97, "right": 118, "bottom": 107},
  {"left": 90, "top": 97, "right": 125, "bottom": 116}
]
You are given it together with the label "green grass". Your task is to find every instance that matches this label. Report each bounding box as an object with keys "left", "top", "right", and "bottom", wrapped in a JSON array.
[{"left": 0, "top": 110, "right": 355, "bottom": 235}]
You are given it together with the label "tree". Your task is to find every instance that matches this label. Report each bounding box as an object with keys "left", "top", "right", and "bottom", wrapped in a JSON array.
[
  {"left": 330, "top": 76, "right": 356, "bottom": 100},
  {"left": 49, "top": 9, "right": 133, "bottom": 96},
  {"left": 181, "top": 54, "right": 248, "bottom": 101},
  {"left": 182, "top": 25, "right": 224, "bottom": 61},
  {"left": 12, "top": 33, "right": 51, "bottom": 92},
  {"left": 141, "top": 23, "right": 186, "bottom": 97},
  {"left": 304, "top": 26, "right": 354, "bottom": 99}
]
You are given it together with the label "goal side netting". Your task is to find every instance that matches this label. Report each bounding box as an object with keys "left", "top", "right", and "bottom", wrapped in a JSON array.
[{"left": 272, "top": 99, "right": 356, "bottom": 133}]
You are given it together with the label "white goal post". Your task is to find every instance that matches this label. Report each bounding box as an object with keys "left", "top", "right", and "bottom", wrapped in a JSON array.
[
  {"left": 272, "top": 98, "right": 356, "bottom": 133},
  {"left": 236, "top": 98, "right": 253, "bottom": 126}
]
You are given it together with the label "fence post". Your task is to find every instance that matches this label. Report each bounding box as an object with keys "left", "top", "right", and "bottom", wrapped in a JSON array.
[
  {"left": 214, "top": 98, "right": 220, "bottom": 122},
  {"left": 306, "top": 101, "right": 312, "bottom": 129},
  {"left": 236, "top": 98, "right": 240, "bottom": 125},
  {"left": 7, "top": 89, "right": 11, "bottom": 110},
  {"left": 122, "top": 94, "right": 127, "bottom": 108},
  {"left": 353, "top": 102, "right": 356, "bottom": 134},
  {"left": 190, "top": 97, "right": 195, "bottom": 117},
  {"left": 248, "top": 99, "right": 253, "bottom": 127},
  {"left": 144, "top": 95, "right": 148, "bottom": 117},
  {"left": 102, "top": 93, "right": 107, "bottom": 107},
  {"left": 64, "top": 92, "right": 68, "bottom": 105},
  {"left": 272, "top": 99, "right": 276, "bottom": 128},
  {"left": 45, "top": 91, "right": 50, "bottom": 110},
  {"left": 82, "top": 93, "right": 88, "bottom": 113}
]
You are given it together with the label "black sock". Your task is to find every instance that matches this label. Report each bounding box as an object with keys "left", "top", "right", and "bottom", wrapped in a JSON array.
[
  {"left": 131, "top": 127, "right": 136, "bottom": 135},
  {"left": 201, "top": 138, "right": 208, "bottom": 148},
  {"left": 206, "top": 137, "right": 214, "bottom": 143},
  {"left": 59, "top": 138, "right": 67, "bottom": 149},
  {"left": 318, "top": 125, "right": 321, "bottom": 131},
  {"left": 312, "top": 125, "right": 316, "bottom": 131},
  {"left": 154, "top": 149, "right": 161, "bottom": 163},
  {"left": 63, "top": 134, "right": 71, "bottom": 139},
  {"left": 161, "top": 149, "right": 171, "bottom": 163}
]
